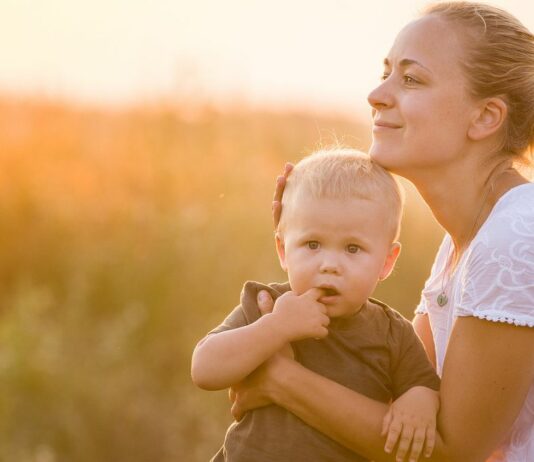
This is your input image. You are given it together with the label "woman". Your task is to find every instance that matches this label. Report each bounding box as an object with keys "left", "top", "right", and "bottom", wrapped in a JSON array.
[{"left": 229, "top": 3, "right": 534, "bottom": 462}]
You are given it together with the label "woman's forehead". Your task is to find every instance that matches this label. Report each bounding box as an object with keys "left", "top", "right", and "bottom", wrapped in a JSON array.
[{"left": 386, "top": 15, "right": 466, "bottom": 74}]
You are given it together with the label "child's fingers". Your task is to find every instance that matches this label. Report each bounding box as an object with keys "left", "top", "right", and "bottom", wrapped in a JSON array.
[
  {"left": 304, "top": 287, "right": 328, "bottom": 305},
  {"left": 424, "top": 426, "right": 436, "bottom": 457},
  {"left": 407, "top": 427, "right": 426, "bottom": 462},
  {"left": 395, "top": 424, "right": 414, "bottom": 462},
  {"left": 381, "top": 409, "right": 393, "bottom": 436},
  {"left": 384, "top": 419, "right": 402, "bottom": 454}
]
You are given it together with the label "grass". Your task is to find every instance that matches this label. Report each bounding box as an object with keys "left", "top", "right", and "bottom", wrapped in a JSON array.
[{"left": 0, "top": 96, "right": 442, "bottom": 461}]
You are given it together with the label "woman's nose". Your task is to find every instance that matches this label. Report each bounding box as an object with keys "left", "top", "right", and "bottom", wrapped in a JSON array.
[{"left": 367, "top": 79, "right": 394, "bottom": 111}]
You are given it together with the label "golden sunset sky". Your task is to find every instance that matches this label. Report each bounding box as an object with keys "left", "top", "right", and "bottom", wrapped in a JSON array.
[{"left": 1, "top": 0, "right": 532, "bottom": 114}]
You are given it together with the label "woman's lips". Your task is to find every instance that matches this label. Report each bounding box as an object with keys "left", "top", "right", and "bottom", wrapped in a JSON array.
[{"left": 373, "top": 120, "right": 402, "bottom": 132}]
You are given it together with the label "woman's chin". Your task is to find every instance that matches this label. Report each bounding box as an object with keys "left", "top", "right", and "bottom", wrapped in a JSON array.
[{"left": 368, "top": 145, "right": 399, "bottom": 170}]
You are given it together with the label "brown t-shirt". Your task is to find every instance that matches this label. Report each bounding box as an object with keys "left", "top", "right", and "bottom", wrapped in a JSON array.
[{"left": 210, "top": 281, "right": 440, "bottom": 462}]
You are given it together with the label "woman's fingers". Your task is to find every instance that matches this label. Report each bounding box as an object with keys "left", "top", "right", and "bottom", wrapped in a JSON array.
[
  {"left": 230, "top": 398, "right": 244, "bottom": 421},
  {"left": 272, "top": 163, "right": 293, "bottom": 228},
  {"left": 257, "top": 290, "right": 275, "bottom": 315},
  {"left": 272, "top": 201, "right": 283, "bottom": 230},
  {"left": 273, "top": 175, "right": 286, "bottom": 202},
  {"left": 272, "top": 177, "right": 285, "bottom": 228},
  {"left": 228, "top": 387, "right": 236, "bottom": 403},
  {"left": 283, "top": 162, "right": 293, "bottom": 177}
]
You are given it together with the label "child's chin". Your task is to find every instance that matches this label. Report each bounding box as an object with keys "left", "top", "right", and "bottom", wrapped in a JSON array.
[{"left": 327, "top": 305, "right": 362, "bottom": 318}]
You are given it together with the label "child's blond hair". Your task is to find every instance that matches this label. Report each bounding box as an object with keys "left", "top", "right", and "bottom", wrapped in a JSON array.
[{"left": 278, "top": 148, "right": 405, "bottom": 241}]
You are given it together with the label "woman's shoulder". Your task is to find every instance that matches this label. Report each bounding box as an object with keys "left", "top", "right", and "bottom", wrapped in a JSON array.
[
  {"left": 477, "top": 182, "right": 534, "bottom": 245},
  {"left": 487, "top": 182, "right": 534, "bottom": 220},
  {"left": 456, "top": 183, "right": 534, "bottom": 327}
]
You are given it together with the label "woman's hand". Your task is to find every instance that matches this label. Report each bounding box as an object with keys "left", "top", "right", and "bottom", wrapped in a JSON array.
[
  {"left": 230, "top": 350, "right": 293, "bottom": 421},
  {"left": 382, "top": 386, "right": 439, "bottom": 462},
  {"left": 229, "top": 289, "right": 294, "bottom": 421},
  {"left": 272, "top": 163, "right": 293, "bottom": 228}
]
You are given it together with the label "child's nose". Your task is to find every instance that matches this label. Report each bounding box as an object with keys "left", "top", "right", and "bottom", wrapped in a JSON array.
[{"left": 319, "top": 254, "right": 340, "bottom": 274}]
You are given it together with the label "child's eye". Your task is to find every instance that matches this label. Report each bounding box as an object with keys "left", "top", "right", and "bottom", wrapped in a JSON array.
[
  {"left": 307, "top": 241, "right": 320, "bottom": 250},
  {"left": 380, "top": 73, "right": 390, "bottom": 81},
  {"left": 347, "top": 244, "right": 360, "bottom": 254}
]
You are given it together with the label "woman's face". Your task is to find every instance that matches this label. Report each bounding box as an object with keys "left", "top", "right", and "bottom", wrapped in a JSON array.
[{"left": 368, "top": 15, "right": 478, "bottom": 177}]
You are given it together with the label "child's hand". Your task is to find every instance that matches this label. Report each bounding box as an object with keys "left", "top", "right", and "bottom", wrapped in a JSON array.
[
  {"left": 382, "top": 386, "right": 439, "bottom": 462},
  {"left": 271, "top": 288, "right": 330, "bottom": 342}
]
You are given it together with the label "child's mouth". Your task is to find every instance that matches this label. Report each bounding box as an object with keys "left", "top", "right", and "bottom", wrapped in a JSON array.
[{"left": 322, "top": 287, "right": 339, "bottom": 296}]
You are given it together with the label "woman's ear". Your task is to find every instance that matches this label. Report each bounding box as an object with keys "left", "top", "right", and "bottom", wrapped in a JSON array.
[
  {"left": 275, "top": 233, "right": 287, "bottom": 272},
  {"left": 467, "top": 97, "right": 507, "bottom": 142},
  {"left": 378, "top": 242, "right": 401, "bottom": 281}
]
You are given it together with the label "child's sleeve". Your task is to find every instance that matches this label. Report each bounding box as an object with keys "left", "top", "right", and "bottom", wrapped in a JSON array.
[
  {"left": 389, "top": 316, "right": 440, "bottom": 399},
  {"left": 206, "top": 280, "right": 286, "bottom": 335},
  {"left": 208, "top": 305, "right": 249, "bottom": 335}
]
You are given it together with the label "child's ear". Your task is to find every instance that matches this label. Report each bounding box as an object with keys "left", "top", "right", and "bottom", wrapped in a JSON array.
[
  {"left": 378, "top": 242, "right": 401, "bottom": 281},
  {"left": 275, "top": 233, "right": 288, "bottom": 272}
]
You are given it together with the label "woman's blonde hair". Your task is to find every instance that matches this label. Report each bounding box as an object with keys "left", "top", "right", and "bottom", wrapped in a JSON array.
[
  {"left": 423, "top": 2, "right": 534, "bottom": 162},
  {"left": 278, "top": 148, "right": 405, "bottom": 241}
]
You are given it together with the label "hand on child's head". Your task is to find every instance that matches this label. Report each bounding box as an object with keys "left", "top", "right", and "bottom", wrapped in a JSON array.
[{"left": 272, "top": 163, "right": 293, "bottom": 229}]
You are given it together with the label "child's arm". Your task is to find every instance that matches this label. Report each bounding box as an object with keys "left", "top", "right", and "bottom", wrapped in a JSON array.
[
  {"left": 382, "top": 386, "right": 439, "bottom": 462},
  {"left": 380, "top": 315, "right": 441, "bottom": 462},
  {"left": 191, "top": 287, "right": 329, "bottom": 390}
]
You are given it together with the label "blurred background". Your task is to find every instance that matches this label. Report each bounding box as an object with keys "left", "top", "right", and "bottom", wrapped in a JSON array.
[{"left": 0, "top": 1, "right": 532, "bottom": 461}]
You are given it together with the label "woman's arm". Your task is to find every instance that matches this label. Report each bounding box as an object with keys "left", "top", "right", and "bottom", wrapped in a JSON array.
[
  {"left": 436, "top": 317, "right": 534, "bottom": 460},
  {"left": 232, "top": 315, "right": 534, "bottom": 462},
  {"left": 413, "top": 313, "right": 437, "bottom": 369}
]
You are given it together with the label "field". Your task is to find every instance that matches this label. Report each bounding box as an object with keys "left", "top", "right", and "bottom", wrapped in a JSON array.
[{"left": 0, "top": 96, "right": 443, "bottom": 461}]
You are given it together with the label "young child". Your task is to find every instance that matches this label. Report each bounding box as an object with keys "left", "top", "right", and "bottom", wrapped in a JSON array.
[{"left": 191, "top": 148, "right": 440, "bottom": 462}]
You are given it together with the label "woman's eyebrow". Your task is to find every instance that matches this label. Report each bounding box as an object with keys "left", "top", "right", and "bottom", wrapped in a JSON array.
[{"left": 383, "top": 57, "right": 433, "bottom": 74}]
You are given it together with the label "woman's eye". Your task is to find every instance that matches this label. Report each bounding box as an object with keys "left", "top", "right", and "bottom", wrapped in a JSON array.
[
  {"left": 403, "top": 75, "right": 418, "bottom": 84},
  {"left": 380, "top": 73, "right": 390, "bottom": 81},
  {"left": 307, "top": 241, "right": 320, "bottom": 250},
  {"left": 347, "top": 244, "right": 360, "bottom": 254}
]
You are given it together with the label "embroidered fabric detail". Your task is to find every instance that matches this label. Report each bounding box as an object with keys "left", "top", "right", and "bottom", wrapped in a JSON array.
[{"left": 455, "top": 186, "right": 534, "bottom": 327}]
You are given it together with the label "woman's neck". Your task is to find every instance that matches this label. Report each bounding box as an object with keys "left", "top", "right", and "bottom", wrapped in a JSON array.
[{"left": 409, "top": 157, "right": 527, "bottom": 254}]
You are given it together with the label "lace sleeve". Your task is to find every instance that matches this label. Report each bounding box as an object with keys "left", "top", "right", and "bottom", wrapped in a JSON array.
[{"left": 456, "top": 203, "right": 534, "bottom": 327}]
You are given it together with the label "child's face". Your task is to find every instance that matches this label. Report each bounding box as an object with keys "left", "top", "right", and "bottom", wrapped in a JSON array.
[{"left": 276, "top": 196, "right": 400, "bottom": 318}]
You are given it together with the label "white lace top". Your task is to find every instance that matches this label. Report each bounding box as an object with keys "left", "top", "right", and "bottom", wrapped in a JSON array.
[{"left": 415, "top": 183, "right": 534, "bottom": 462}]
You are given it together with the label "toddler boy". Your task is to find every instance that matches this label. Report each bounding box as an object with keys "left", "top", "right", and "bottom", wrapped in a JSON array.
[{"left": 192, "top": 148, "right": 440, "bottom": 462}]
